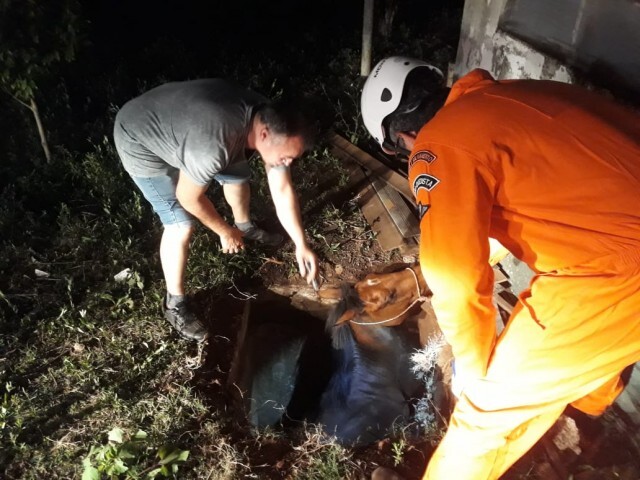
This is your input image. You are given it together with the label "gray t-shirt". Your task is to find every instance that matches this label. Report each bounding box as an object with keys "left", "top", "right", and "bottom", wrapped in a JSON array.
[{"left": 113, "top": 79, "right": 266, "bottom": 185}]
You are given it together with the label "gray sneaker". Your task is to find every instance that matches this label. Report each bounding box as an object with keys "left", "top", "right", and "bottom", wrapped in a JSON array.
[
  {"left": 237, "top": 224, "right": 284, "bottom": 247},
  {"left": 163, "top": 299, "right": 208, "bottom": 342}
]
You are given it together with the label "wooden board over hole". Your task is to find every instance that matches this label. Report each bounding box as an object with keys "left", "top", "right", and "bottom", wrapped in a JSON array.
[
  {"left": 329, "top": 131, "right": 414, "bottom": 203},
  {"left": 370, "top": 176, "right": 420, "bottom": 239},
  {"left": 329, "top": 132, "right": 420, "bottom": 252},
  {"left": 358, "top": 180, "right": 406, "bottom": 251}
]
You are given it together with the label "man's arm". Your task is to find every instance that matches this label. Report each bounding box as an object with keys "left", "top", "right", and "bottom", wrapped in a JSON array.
[
  {"left": 266, "top": 165, "right": 318, "bottom": 282},
  {"left": 175, "top": 171, "right": 244, "bottom": 253}
]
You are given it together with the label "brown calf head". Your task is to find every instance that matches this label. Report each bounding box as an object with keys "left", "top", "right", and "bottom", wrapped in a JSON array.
[{"left": 335, "top": 264, "right": 430, "bottom": 326}]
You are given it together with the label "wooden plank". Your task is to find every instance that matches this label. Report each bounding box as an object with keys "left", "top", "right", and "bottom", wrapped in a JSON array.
[
  {"left": 341, "top": 155, "right": 369, "bottom": 191},
  {"left": 335, "top": 151, "right": 408, "bottom": 251},
  {"left": 336, "top": 140, "right": 420, "bottom": 251},
  {"left": 493, "top": 267, "right": 509, "bottom": 285},
  {"left": 370, "top": 176, "right": 420, "bottom": 238},
  {"left": 357, "top": 181, "right": 406, "bottom": 251},
  {"left": 329, "top": 131, "right": 414, "bottom": 203},
  {"left": 227, "top": 300, "right": 251, "bottom": 390},
  {"left": 495, "top": 290, "right": 516, "bottom": 315}
]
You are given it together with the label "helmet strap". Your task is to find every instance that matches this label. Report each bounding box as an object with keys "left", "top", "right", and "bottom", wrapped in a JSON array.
[{"left": 394, "top": 137, "right": 411, "bottom": 160}]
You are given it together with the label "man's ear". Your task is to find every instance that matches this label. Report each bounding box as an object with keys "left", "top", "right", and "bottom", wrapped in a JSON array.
[
  {"left": 259, "top": 125, "right": 270, "bottom": 143},
  {"left": 398, "top": 131, "right": 417, "bottom": 151}
]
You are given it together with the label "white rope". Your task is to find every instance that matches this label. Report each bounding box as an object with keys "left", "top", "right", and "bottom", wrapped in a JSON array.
[{"left": 349, "top": 267, "right": 428, "bottom": 326}]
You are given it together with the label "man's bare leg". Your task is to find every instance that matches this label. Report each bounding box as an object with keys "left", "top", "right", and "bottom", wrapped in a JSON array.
[
  {"left": 158, "top": 223, "right": 207, "bottom": 342},
  {"left": 223, "top": 182, "right": 251, "bottom": 224},
  {"left": 160, "top": 223, "right": 194, "bottom": 296},
  {"left": 222, "top": 181, "right": 283, "bottom": 246}
]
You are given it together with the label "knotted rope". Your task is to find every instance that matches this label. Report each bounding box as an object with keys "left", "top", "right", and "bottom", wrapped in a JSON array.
[{"left": 349, "top": 267, "right": 428, "bottom": 326}]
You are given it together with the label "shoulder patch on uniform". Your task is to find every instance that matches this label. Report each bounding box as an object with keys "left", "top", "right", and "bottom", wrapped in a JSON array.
[
  {"left": 417, "top": 202, "right": 430, "bottom": 220},
  {"left": 412, "top": 174, "right": 440, "bottom": 195},
  {"left": 409, "top": 150, "right": 437, "bottom": 168}
]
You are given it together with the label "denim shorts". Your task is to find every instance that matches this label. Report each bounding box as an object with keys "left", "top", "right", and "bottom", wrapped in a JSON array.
[
  {"left": 130, "top": 162, "right": 251, "bottom": 227},
  {"left": 212, "top": 160, "right": 252, "bottom": 185}
]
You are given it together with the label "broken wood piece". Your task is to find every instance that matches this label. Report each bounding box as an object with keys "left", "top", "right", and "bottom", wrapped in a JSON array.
[
  {"left": 333, "top": 147, "right": 407, "bottom": 251},
  {"left": 358, "top": 180, "right": 406, "bottom": 251},
  {"left": 329, "top": 131, "right": 414, "bottom": 203},
  {"left": 369, "top": 175, "right": 420, "bottom": 239}
]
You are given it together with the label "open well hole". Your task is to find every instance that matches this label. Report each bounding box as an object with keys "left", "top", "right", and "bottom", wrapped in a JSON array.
[
  {"left": 192, "top": 281, "right": 447, "bottom": 449},
  {"left": 189, "top": 273, "right": 640, "bottom": 479},
  {"left": 231, "top": 289, "right": 443, "bottom": 445}
]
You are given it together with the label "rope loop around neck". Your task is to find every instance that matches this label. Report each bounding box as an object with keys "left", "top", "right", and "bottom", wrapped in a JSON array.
[{"left": 349, "top": 267, "right": 428, "bottom": 326}]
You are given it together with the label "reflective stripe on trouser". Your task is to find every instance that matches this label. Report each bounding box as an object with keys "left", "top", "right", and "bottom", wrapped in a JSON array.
[{"left": 423, "top": 250, "right": 640, "bottom": 480}]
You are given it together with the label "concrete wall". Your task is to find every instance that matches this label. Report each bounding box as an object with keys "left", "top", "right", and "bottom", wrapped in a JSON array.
[
  {"left": 451, "top": 0, "right": 573, "bottom": 83},
  {"left": 452, "top": 0, "right": 640, "bottom": 433}
]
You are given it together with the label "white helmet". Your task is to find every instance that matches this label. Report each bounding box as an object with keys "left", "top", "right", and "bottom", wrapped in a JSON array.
[{"left": 361, "top": 56, "right": 443, "bottom": 153}]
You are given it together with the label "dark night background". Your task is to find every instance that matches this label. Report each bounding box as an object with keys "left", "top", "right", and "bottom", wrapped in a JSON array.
[
  {"left": 0, "top": 2, "right": 468, "bottom": 478},
  {"left": 76, "top": 0, "right": 463, "bottom": 109},
  {"left": 0, "top": 0, "right": 453, "bottom": 162},
  {"left": 82, "top": 0, "right": 459, "bottom": 71},
  {"left": 7, "top": 0, "right": 462, "bottom": 167}
]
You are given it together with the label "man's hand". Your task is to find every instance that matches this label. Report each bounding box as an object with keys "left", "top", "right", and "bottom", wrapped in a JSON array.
[
  {"left": 296, "top": 245, "right": 318, "bottom": 285},
  {"left": 219, "top": 227, "right": 245, "bottom": 254}
]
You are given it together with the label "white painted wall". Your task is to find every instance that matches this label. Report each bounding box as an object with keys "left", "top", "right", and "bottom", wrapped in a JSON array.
[{"left": 452, "top": 0, "right": 573, "bottom": 83}]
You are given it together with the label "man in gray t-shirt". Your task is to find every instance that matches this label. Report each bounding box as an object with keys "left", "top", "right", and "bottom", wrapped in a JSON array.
[{"left": 113, "top": 79, "right": 320, "bottom": 342}]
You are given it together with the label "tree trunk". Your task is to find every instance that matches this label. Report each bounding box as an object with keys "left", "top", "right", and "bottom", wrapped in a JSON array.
[
  {"left": 361, "top": 0, "right": 374, "bottom": 76},
  {"left": 378, "top": 0, "right": 397, "bottom": 39},
  {"left": 29, "top": 97, "right": 52, "bottom": 164}
]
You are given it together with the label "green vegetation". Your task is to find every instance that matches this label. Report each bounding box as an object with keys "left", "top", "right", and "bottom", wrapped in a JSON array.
[
  {"left": 0, "top": 0, "right": 83, "bottom": 163},
  {"left": 0, "top": 2, "right": 462, "bottom": 478}
]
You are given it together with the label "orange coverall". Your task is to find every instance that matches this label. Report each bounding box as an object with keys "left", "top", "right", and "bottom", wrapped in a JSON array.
[{"left": 407, "top": 69, "right": 640, "bottom": 479}]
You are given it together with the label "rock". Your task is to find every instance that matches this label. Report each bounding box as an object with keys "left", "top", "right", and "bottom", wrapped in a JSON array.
[{"left": 552, "top": 415, "right": 581, "bottom": 455}]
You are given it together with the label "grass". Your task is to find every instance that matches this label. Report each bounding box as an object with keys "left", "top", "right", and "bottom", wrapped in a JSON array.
[
  {"left": 0, "top": 121, "right": 381, "bottom": 479},
  {"left": 0, "top": 4, "right": 465, "bottom": 478}
]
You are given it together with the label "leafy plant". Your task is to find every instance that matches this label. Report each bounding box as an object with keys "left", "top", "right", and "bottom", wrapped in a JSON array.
[
  {"left": 82, "top": 428, "right": 189, "bottom": 480},
  {"left": 0, "top": 382, "right": 24, "bottom": 447},
  {"left": 411, "top": 334, "right": 448, "bottom": 437},
  {"left": 297, "top": 443, "right": 350, "bottom": 480},
  {"left": 0, "top": 0, "right": 84, "bottom": 163},
  {"left": 391, "top": 438, "right": 406, "bottom": 466}
]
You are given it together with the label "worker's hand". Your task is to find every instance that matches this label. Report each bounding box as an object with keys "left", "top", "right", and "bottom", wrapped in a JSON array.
[
  {"left": 219, "top": 227, "right": 245, "bottom": 254},
  {"left": 296, "top": 246, "right": 318, "bottom": 286}
]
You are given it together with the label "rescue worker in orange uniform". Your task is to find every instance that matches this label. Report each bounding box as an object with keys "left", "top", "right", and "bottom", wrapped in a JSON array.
[{"left": 361, "top": 56, "right": 640, "bottom": 479}]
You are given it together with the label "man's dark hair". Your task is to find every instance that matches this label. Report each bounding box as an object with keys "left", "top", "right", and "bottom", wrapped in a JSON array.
[
  {"left": 384, "top": 66, "right": 449, "bottom": 144},
  {"left": 256, "top": 96, "right": 331, "bottom": 151}
]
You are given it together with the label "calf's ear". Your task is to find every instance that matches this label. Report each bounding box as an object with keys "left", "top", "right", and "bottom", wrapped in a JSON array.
[{"left": 335, "top": 309, "right": 356, "bottom": 325}]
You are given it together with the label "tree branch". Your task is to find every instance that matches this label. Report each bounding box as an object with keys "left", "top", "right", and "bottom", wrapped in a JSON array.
[{"left": 1, "top": 89, "right": 34, "bottom": 111}]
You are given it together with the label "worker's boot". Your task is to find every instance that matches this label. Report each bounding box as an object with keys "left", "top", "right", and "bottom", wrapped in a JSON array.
[{"left": 163, "top": 296, "right": 208, "bottom": 342}]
